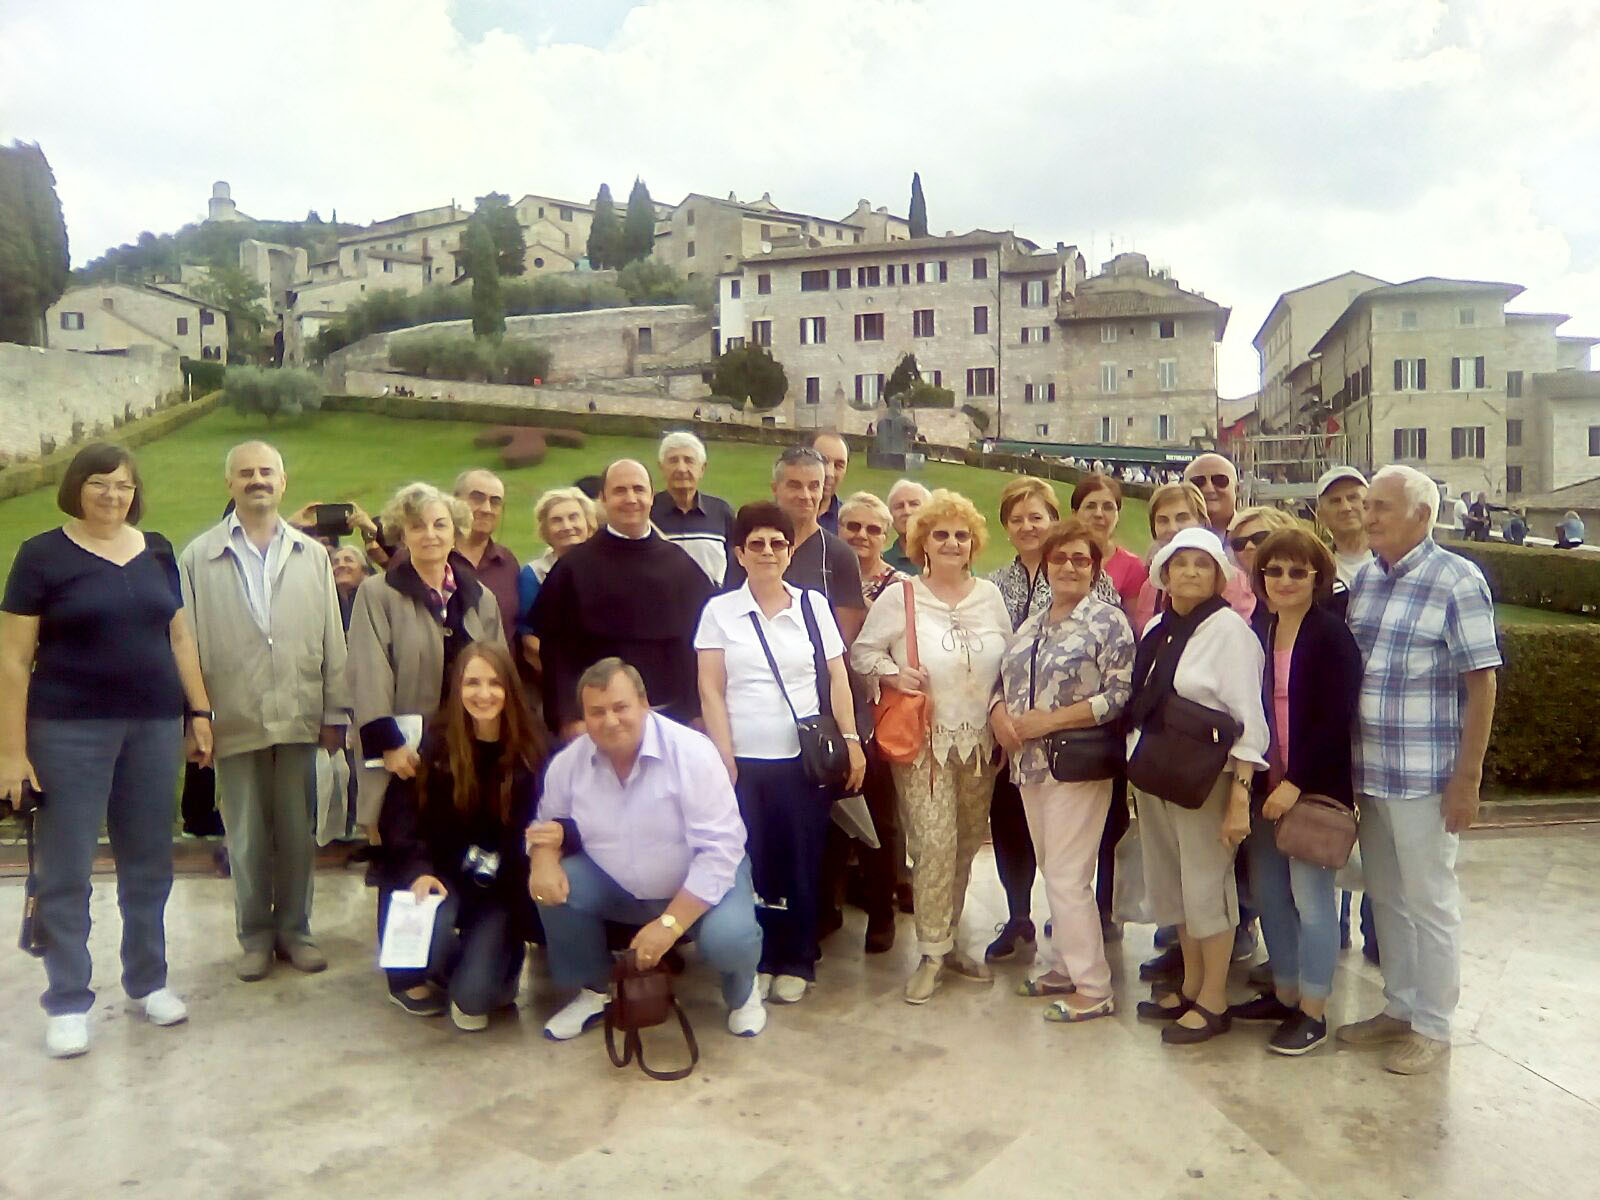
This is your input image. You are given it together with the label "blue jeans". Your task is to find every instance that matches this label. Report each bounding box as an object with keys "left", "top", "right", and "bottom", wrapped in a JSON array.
[
  {"left": 28, "top": 718, "right": 184, "bottom": 1015},
  {"left": 537, "top": 854, "right": 761, "bottom": 1009},
  {"left": 384, "top": 893, "right": 525, "bottom": 1016},
  {"left": 1246, "top": 810, "right": 1340, "bottom": 1000}
]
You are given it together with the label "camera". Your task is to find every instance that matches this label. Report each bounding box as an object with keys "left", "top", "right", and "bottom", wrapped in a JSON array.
[
  {"left": 312, "top": 503, "right": 355, "bottom": 539},
  {"left": 1, "top": 780, "right": 44, "bottom": 821},
  {"left": 461, "top": 845, "right": 501, "bottom": 885}
]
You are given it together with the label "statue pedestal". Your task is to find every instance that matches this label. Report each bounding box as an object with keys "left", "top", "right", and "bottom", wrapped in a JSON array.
[{"left": 867, "top": 452, "right": 925, "bottom": 471}]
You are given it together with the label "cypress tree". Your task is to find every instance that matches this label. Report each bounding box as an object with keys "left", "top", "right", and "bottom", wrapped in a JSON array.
[
  {"left": 462, "top": 220, "right": 504, "bottom": 339},
  {"left": 908, "top": 172, "right": 928, "bottom": 238},
  {"left": 587, "top": 183, "right": 621, "bottom": 268},
  {"left": 621, "top": 177, "right": 656, "bottom": 265},
  {"left": 0, "top": 141, "right": 69, "bottom": 345}
]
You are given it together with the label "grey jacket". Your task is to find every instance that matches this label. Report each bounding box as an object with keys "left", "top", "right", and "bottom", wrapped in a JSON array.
[
  {"left": 346, "top": 557, "right": 505, "bottom": 824},
  {"left": 179, "top": 518, "right": 350, "bottom": 760}
]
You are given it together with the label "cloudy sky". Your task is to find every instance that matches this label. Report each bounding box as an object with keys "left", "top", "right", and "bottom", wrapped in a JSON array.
[{"left": 3, "top": 0, "right": 1595, "bottom": 396}]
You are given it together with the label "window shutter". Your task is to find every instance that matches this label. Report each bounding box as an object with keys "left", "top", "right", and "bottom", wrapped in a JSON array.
[
  {"left": 1450, "top": 358, "right": 1460, "bottom": 389},
  {"left": 1393, "top": 429, "right": 1404, "bottom": 458},
  {"left": 1021, "top": 283, "right": 1028, "bottom": 305},
  {"left": 1475, "top": 357, "right": 1485, "bottom": 388},
  {"left": 1417, "top": 359, "right": 1426, "bottom": 389},
  {"left": 1394, "top": 359, "right": 1404, "bottom": 390},
  {"left": 1043, "top": 281, "right": 1050, "bottom": 304},
  {"left": 939, "top": 261, "right": 948, "bottom": 282},
  {"left": 854, "top": 375, "right": 863, "bottom": 402}
]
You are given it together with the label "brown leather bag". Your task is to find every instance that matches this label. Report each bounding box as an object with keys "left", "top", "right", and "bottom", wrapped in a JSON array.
[
  {"left": 605, "top": 950, "right": 699, "bottom": 1081},
  {"left": 874, "top": 580, "right": 931, "bottom": 765},
  {"left": 1273, "top": 793, "right": 1359, "bottom": 869}
]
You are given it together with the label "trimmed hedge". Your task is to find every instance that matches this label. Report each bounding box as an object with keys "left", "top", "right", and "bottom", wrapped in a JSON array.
[
  {"left": 388, "top": 331, "right": 553, "bottom": 386},
  {"left": 180, "top": 356, "right": 225, "bottom": 394},
  {"left": 1486, "top": 624, "right": 1600, "bottom": 789},
  {"left": 1439, "top": 536, "right": 1600, "bottom": 616}
]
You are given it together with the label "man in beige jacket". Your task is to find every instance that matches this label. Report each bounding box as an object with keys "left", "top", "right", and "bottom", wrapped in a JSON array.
[{"left": 179, "top": 442, "right": 349, "bottom": 981}]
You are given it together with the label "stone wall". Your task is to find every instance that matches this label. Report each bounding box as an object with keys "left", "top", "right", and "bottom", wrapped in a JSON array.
[{"left": 0, "top": 344, "right": 183, "bottom": 462}]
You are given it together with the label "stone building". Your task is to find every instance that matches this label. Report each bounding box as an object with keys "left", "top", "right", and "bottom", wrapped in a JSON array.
[
  {"left": 720, "top": 231, "right": 1082, "bottom": 439},
  {"left": 45, "top": 282, "right": 228, "bottom": 361},
  {"left": 1305, "top": 277, "right": 1599, "bottom": 501},
  {"left": 206, "top": 180, "right": 251, "bottom": 224},
  {"left": 655, "top": 192, "right": 910, "bottom": 282},
  {"left": 1253, "top": 270, "right": 1389, "bottom": 433}
]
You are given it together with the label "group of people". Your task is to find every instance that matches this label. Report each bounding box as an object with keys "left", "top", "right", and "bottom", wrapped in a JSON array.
[{"left": 0, "top": 429, "right": 1499, "bottom": 1078}]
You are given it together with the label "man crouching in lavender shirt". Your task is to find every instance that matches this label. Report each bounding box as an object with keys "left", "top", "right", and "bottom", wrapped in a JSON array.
[{"left": 527, "top": 657, "right": 767, "bottom": 1040}]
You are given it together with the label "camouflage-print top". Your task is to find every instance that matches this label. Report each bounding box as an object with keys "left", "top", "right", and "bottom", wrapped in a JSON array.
[{"left": 989, "top": 555, "right": 1118, "bottom": 632}]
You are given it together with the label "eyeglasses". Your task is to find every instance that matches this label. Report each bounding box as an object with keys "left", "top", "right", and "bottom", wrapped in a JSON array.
[
  {"left": 465, "top": 490, "right": 504, "bottom": 509},
  {"left": 928, "top": 529, "right": 972, "bottom": 544},
  {"left": 842, "top": 520, "right": 885, "bottom": 537},
  {"left": 1188, "top": 474, "right": 1233, "bottom": 491},
  {"left": 84, "top": 481, "right": 136, "bottom": 497},
  {"left": 1048, "top": 553, "right": 1096, "bottom": 570},
  {"left": 744, "top": 537, "right": 790, "bottom": 555},
  {"left": 1230, "top": 530, "right": 1271, "bottom": 552},
  {"left": 1261, "top": 565, "right": 1313, "bottom": 581}
]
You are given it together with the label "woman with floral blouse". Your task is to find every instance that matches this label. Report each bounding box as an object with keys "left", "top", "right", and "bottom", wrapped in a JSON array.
[{"left": 992, "top": 517, "right": 1134, "bottom": 1022}]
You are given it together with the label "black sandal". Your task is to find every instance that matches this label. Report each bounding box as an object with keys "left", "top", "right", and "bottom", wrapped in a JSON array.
[
  {"left": 1161, "top": 1002, "right": 1232, "bottom": 1044},
  {"left": 1136, "top": 994, "right": 1192, "bottom": 1021}
]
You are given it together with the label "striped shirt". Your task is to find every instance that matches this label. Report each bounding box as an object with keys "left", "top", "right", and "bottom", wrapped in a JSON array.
[
  {"left": 1347, "top": 538, "right": 1501, "bottom": 800},
  {"left": 651, "top": 490, "right": 735, "bottom": 586}
]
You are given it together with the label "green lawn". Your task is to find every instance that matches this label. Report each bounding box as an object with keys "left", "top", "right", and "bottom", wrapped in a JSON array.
[{"left": 0, "top": 409, "right": 1151, "bottom": 579}]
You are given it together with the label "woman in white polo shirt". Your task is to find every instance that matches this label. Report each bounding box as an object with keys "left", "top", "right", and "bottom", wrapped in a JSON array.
[{"left": 697, "top": 502, "right": 866, "bottom": 1006}]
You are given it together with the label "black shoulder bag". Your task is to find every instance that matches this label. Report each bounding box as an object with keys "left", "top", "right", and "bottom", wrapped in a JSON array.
[
  {"left": 747, "top": 594, "right": 851, "bottom": 789},
  {"left": 5, "top": 782, "right": 46, "bottom": 957},
  {"left": 1124, "top": 599, "right": 1244, "bottom": 810},
  {"left": 1028, "top": 636, "right": 1124, "bottom": 783}
]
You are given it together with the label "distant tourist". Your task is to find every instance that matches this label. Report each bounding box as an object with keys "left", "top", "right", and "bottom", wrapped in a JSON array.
[
  {"left": 1, "top": 444, "right": 213, "bottom": 1058},
  {"left": 651, "top": 431, "right": 736, "bottom": 586},
  {"left": 1503, "top": 508, "right": 1528, "bottom": 546},
  {"left": 179, "top": 441, "right": 349, "bottom": 983},
  {"left": 1556, "top": 510, "right": 1586, "bottom": 549},
  {"left": 1465, "top": 492, "right": 1492, "bottom": 542},
  {"left": 1338, "top": 466, "right": 1500, "bottom": 1075},
  {"left": 1314, "top": 467, "right": 1374, "bottom": 587}
]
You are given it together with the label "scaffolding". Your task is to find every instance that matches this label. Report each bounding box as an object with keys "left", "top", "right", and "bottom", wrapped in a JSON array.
[{"left": 1238, "top": 431, "right": 1348, "bottom": 503}]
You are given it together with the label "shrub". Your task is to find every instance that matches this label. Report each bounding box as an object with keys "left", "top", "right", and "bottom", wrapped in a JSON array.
[
  {"left": 388, "top": 331, "right": 550, "bottom": 385},
  {"left": 223, "top": 366, "right": 323, "bottom": 421},
  {"left": 706, "top": 393, "right": 746, "bottom": 410},
  {"left": 901, "top": 380, "right": 955, "bottom": 408},
  {"left": 541, "top": 428, "right": 586, "bottom": 449},
  {"left": 711, "top": 344, "right": 787, "bottom": 410},
  {"left": 1439, "top": 537, "right": 1600, "bottom": 616},
  {"left": 885, "top": 353, "right": 920, "bottom": 401},
  {"left": 499, "top": 430, "right": 547, "bottom": 469},
  {"left": 962, "top": 403, "right": 991, "bottom": 432},
  {"left": 472, "top": 428, "right": 515, "bottom": 449},
  {"left": 496, "top": 339, "right": 553, "bottom": 386},
  {"left": 1485, "top": 625, "right": 1600, "bottom": 789},
  {"left": 181, "top": 356, "right": 225, "bottom": 394}
]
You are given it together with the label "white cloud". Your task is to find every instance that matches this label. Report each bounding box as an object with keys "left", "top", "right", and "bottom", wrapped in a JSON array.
[{"left": 1, "top": 0, "right": 1594, "bottom": 394}]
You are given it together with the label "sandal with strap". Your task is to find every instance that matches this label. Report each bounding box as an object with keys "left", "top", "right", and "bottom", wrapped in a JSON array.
[
  {"left": 1044, "top": 994, "right": 1115, "bottom": 1023},
  {"left": 1136, "top": 994, "right": 1191, "bottom": 1021},
  {"left": 1161, "top": 1002, "right": 1232, "bottom": 1045},
  {"left": 1017, "top": 974, "right": 1075, "bottom": 998}
]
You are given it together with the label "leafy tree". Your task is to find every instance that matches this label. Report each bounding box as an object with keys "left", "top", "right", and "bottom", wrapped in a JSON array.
[
  {"left": 712, "top": 343, "right": 787, "bottom": 410},
  {"left": 901, "top": 379, "right": 955, "bottom": 408},
  {"left": 223, "top": 366, "right": 322, "bottom": 421},
  {"left": 472, "top": 192, "right": 526, "bottom": 277},
  {"left": 908, "top": 172, "right": 928, "bottom": 238},
  {"left": 586, "top": 183, "right": 621, "bottom": 269},
  {"left": 185, "top": 263, "right": 270, "bottom": 362},
  {"left": 0, "top": 140, "right": 70, "bottom": 345},
  {"left": 961, "top": 403, "right": 991, "bottom": 432},
  {"left": 885, "top": 352, "right": 921, "bottom": 401},
  {"left": 460, "top": 220, "right": 504, "bottom": 339},
  {"left": 621, "top": 177, "right": 656, "bottom": 266}
]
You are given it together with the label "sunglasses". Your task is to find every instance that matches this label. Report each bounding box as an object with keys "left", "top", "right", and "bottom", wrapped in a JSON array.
[
  {"left": 1230, "top": 530, "right": 1271, "bottom": 552},
  {"left": 928, "top": 529, "right": 972, "bottom": 544},
  {"left": 842, "top": 520, "right": 885, "bottom": 537},
  {"left": 1047, "top": 553, "right": 1095, "bottom": 570},
  {"left": 1261, "top": 565, "right": 1313, "bottom": 581},
  {"left": 744, "top": 537, "right": 790, "bottom": 555},
  {"left": 1189, "top": 474, "right": 1233, "bottom": 491}
]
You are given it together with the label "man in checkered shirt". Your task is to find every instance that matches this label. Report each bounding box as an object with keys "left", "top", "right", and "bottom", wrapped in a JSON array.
[{"left": 1337, "top": 465, "right": 1500, "bottom": 1076}]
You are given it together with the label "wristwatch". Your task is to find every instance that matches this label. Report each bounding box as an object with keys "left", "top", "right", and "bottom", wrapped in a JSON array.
[
  {"left": 188, "top": 708, "right": 215, "bottom": 722},
  {"left": 658, "top": 913, "right": 682, "bottom": 934}
]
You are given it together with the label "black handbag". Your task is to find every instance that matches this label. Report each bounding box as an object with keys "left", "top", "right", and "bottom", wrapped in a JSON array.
[
  {"left": 1126, "top": 693, "right": 1242, "bottom": 810},
  {"left": 5, "top": 783, "right": 46, "bottom": 958},
  {"left": 747, "top": 595, "right": 850, "bottom": 789},
  {"left": 1027, "top": 636, "right": 1123, "bottom": 783}
]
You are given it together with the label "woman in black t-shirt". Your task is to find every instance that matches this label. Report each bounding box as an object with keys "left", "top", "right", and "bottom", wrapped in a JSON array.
[{"left": 0, "top": 444, "right": 214, "bottom": 1061}]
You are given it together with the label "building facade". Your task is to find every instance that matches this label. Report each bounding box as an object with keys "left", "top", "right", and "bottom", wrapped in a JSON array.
[
  {"left": 656, "top": 192, "right": 909, "bottom": 281},
  {"left": 1253, "top": 270, "right": 1389, "bottom": 432},
  {"left": 46, "top": 282, "right": 227, "bottom": 361}
]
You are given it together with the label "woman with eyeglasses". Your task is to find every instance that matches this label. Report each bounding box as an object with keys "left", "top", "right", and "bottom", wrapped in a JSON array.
[
  {"left": 1, "top": 444, "right": 214, "bottom": 1058},
  {"left": 839, "top": 491, "right": 907, "bottom": 602},
  {"left": 853, "top": 490, "right": 1012, "bottom": 1004},
  {"left": 992, "top": 518, "right": 1134, "bottom": 1023},
  {"left": 1227, "top": 528, "right": 1361, "bottom": 1056},
  {"left": 1224, "top": 508, "right": 1298, "bottom": 621},
  {"left": 514, "top": 487, "right": 598, "bottom": 672},
  {"left": 698, "top": 503, "right": 864, "bottom": 1004}
]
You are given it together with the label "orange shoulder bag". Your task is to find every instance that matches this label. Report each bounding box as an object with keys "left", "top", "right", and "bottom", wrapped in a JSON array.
[{"left": 873, "top": 580, "right": 931, "bottom": 764}]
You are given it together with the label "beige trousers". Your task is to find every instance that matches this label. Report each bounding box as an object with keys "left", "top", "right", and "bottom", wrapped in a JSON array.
[{"left": 891, "top": 750, "right": 998, "bottom": 958}]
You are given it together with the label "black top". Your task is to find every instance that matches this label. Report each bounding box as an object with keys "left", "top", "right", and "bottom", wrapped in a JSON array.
[
  {"left": 2, "top": 528, "right": 185, "bottom": 720},
  {"left": 531, "top": 530, "right": 716, "bottom": 730},
  {"left": 378, "top": 734, "right": 540, "bottom": 933},
  {"left": 1253, "top": 602, "right": 1362, "bottom": 808}
]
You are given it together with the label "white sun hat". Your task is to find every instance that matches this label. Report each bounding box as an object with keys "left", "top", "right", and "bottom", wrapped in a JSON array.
[{"left": 1149, "top": 526, "right": 1234, "bottom": 584}]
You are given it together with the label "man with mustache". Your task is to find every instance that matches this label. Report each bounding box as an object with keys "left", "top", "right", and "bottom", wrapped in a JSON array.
[{"left": 179, "top": 442, "right": 349, "bottom": 982}]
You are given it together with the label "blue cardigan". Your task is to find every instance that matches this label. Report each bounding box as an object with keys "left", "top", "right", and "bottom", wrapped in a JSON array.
[{"left": 1253, "top": 601, "right": 1362, "bottom": 808}]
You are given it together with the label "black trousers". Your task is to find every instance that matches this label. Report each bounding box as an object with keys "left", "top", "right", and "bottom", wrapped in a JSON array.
[
  {"left": 383, "top": 892, "right": 525, "bottom": 1015},
  {"left": 737, "top": 756, "right": 834, "bottom": 979},
  {"left": 990, "top": 772, "right": 1036, "bottom": 924},
  {"left": 819, "top": 744, "right": 903, "bottom": 927},
  {"left": 1095, "top": 775, "right": 1132, "bottom": 918}
]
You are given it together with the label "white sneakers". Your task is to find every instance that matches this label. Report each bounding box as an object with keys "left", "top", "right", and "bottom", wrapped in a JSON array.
[
  {"left": 135, "top": 988, "right": 189, "bottom": 1027},
  {"left": 45, "top": 1014, "right": 90, "bottom": 1059},
  {"left": 543, "top": 989, "right": 608, "bottom": 1041},
  {"left": 770, "top": 974, "right": 808, "bottom": 1004},
  {"left": 727, "top": 976, "right": 767, "bottom": 1037},
  {"left": 47, "top": 988, "right": 187, "bottom": 1059}
]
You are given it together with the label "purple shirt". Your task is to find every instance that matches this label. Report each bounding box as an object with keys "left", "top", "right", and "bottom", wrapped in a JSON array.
[{"left": 536, "top": 712, "right": 747, "bottom": 905}]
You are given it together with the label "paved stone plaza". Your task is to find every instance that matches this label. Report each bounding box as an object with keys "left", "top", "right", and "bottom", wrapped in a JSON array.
[{"left": 3, "top": 826, "right": 1597, "bottom": 1200}]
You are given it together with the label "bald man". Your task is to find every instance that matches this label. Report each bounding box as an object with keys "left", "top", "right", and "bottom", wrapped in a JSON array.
[
  {"left": 453, "top": 468, "right": 520, "bottom": 634},
  {"left": 530, "top": 459, "right": 715, "bottom": 738},
  {"left": 1182, "top": 453, "right": 1239, "bottom": 536}
]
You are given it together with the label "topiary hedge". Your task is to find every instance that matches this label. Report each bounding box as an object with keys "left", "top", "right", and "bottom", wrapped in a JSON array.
[
  {"left": 1439, "top": 537, "right": 1600, "bottom": 616},
  {"left": 1485, "top": 624, "right": 1600, "bottom": 790}
]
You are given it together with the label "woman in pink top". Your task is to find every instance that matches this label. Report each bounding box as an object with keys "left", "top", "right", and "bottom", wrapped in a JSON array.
[{"left": 1070, "top": 474, "right": 1147, "bottom": 617}]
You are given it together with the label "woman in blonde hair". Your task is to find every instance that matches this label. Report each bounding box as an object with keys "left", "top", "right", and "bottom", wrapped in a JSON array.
[
  {"left": 853, "top": 490, "right": 1012, "bottom": 1004},
  {"left": 1225, "top": 507, "right": 1299, "bottom": 621},
  {"left": 515, "top": 487, "right": 598, "bottom": 668}
]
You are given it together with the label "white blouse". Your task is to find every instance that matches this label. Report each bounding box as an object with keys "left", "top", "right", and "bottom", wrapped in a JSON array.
[
  {"left": 852, "top": 576, "right": 1012, "bottom": 764},
  {"left": 694, "top": 583, "right": 845, "bottom": 760},
  {"left": 1127, "top": 606, "right": 1270, "bottom": 768}
]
